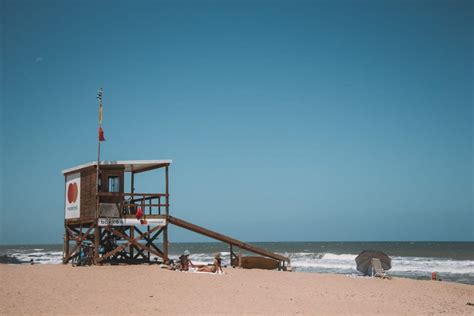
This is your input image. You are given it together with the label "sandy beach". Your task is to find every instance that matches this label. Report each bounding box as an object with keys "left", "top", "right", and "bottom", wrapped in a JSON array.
[{"left": 1, "top": 264, "right": 473, "bottom": 315}]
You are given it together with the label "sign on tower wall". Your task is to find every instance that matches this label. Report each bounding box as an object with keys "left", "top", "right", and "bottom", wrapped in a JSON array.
[{"left": 65, "top": 173, "right": 81, "bottom": 219}]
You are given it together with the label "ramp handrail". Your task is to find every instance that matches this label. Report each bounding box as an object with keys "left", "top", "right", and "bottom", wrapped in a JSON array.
[{"left": 168, "top": 215, "right": 290, "bottom": 263}]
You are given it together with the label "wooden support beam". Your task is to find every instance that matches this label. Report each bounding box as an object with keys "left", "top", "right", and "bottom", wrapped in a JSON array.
[
  {"left": 165, "top": 166, "right": 169, "bottom": 216},
  {"left": 98, "top": 192, "right": 167, "bottom": 197},
  {"left": 94, "top": 224, "right": 100, "bottom": 263},
  {"left": 134, "top": 225, "right": 165, "bottom": 260},
  {"left": 100, "top": 229, "right": 107, "bottom": 240},
  {"left": 63, "top": 230, "right": 69, "bottom": 264},
  {"left": 149, "top": 243, "right": 164, "bottom": 257},
  {"left": 130, "top": 226, "right": 134, "bottom": 258},
  {"left": 149, "top": 227, "right": 164, "bottom": 243},
  {"left": 98, "top": 240, "right": 129, "bottom": 262},
  {"left": 66, "top": 226, "right": 81, "bottom": 236},
  {"left": 147, "top": 225, "right": 151, "bottom": 261},
  {"left": 64, "top": 224, "right": 95, "bottom": 264},
  {"left": 134, "top": 226, "right": 145, "bottom": 238},
  {"left": 97, "top": 225, "right": 164, "bottom": 263},
  {"left": 163, "top": 225, "right": 168, "bottom": 262},
  {"left": 132, "top": 245, "right": 148, "bottom": 260},
  {"left": 132, "top": 163, "right": 169, "bottom": 174},
  {"left": 168, "top": 216, "right": 290, "bottom": 263}
]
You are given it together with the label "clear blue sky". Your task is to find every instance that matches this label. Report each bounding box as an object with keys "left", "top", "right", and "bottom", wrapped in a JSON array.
[{"left": 1, "top": 0, "right": 472, "bottom": 244}]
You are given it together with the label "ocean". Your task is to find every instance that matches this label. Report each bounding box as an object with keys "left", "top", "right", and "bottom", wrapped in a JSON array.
[{"left": 1, "top": 242, "right": 473, "bottom": 285}]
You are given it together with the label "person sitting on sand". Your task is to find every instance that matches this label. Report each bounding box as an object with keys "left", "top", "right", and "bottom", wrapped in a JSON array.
[
  {"left": 177, "top": 250, "right": 195, "bottom": 271},
  {"left": 198, "top": 253, "right": 223, "bottom": 273}
]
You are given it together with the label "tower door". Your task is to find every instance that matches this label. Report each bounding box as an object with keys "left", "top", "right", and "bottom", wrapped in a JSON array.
[{"left": 99, "top": 167, "right": 124, "bottom": 204}]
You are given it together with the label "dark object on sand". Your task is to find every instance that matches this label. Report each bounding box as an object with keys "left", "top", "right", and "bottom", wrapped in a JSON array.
[
  {"left": 355, "top": 250, "right": 391, "bottom": 275},
  {"left": 231, "top": 255, "right": 280, "bottom": 270},
  {"left": 0, "top": 255, "right": 24, "bottom": 264},
  {"left": 71, "top": 242, "right": 94, "bottom": 267}
]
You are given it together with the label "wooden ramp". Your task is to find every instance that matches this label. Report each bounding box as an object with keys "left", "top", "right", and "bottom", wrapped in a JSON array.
[{"left": 168, "top": 216, "right": 290, "bottom": 266}]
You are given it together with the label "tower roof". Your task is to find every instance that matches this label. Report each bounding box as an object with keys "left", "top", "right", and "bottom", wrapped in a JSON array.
[{"left": 62, "top": 160, "right": 172, "bottom": 175}]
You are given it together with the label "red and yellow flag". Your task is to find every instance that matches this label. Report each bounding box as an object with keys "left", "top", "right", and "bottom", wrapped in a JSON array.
[{"left": 97, "top": 89, "right": 105, "bottom": 141}]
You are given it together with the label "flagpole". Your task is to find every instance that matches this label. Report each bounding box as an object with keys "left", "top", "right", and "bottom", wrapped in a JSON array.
[
  {"left": 96, "top": 88, "right": 103, "bottom": 218},
  {"left": 96, "top": 137, "right": 101, "bottom": 218}
]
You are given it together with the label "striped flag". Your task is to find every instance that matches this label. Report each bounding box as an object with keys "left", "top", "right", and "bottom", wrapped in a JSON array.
[
  {"left": 98, "top": 104, "right": 103, "bottom": 125},
  {"left": 97, "top": 88, "right": 105, "bottom": 141}
]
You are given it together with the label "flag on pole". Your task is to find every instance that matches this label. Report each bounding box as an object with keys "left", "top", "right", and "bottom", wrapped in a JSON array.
[
  {"left": 97, "top": 88, "right": 105, "bottom": 141},
  {"left": 98, "top": 104, "right": 103, "bottom": 125},
  {"left": 99, "top": 127, "right": 105, "bottom": 141}
]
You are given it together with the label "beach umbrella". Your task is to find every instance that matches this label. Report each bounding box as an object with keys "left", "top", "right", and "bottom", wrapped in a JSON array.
[{"left": 355, "top": 250, "right": 391, "bottom": 275}]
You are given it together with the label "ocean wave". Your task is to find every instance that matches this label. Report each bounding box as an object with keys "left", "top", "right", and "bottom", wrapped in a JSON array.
[
  {"left": 321, "top": 253, "right": 357, "bottom": 261},
  {"left": 288, "top": 252, "right": 474, "bottom": 275},
  {"left": 390, "top": 257, "right": 474, "bottom": 274},
  {"left": 7, "top": 251, "right": 63, "bottom": 264},
  {"left": 4, "top": 249, "right": 474, "bottom": 281}
]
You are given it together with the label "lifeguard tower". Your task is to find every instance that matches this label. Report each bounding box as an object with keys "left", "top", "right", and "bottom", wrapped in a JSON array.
[
  {"left": 62, "top": 160, "right": 172, "bottom": 264},
  {"left": 62, "top": 89, "right": 289, "bottom": 269},
  {"left": 62, "top": 158, "right": 290, "bottom": 268}
]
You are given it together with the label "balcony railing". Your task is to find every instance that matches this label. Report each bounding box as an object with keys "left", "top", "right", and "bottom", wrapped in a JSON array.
[{"left": 98, "top": 192, "right": 169, "bottom": 216}]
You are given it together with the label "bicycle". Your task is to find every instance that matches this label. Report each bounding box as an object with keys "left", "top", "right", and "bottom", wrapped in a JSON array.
[{"left": 71, "top": 242, "right": 94, "bottom": 267}]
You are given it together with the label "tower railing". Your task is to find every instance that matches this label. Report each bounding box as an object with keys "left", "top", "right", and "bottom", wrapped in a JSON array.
[{"left": 97, "top": 192, "right": 169, "bottom": 216}]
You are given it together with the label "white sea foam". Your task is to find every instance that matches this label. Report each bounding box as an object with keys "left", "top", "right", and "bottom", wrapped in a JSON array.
[
  {"left": 321, "top": 253, "right": 357, "bottom": 261},
  {"left": 390, "top": 256, "right": 474, "bottom": 274},
  {"left": 287, "top": 252, "right": 474, "bottom": 276},
  {"left": 9, "top": 251, "right": 63, "bottom": 264},
  {"left": 5, "top": 249, "right": 474, "bottom": 283}
]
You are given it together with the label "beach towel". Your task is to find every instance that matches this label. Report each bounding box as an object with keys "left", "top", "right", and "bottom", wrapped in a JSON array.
[{"left": 181, "top": 267, "right": 225, "bottom": 275}]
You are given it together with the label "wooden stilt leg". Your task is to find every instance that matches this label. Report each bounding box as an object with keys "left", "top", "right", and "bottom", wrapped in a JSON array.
[
  {"left": 94, "top": 224, "right": 100, "bottom": 264},
  {"left": 163, "top": 225, "right": 169, "bottom": 263},
  {"left": 130, "top": 226, "right": 134, "bottom": 259},
  {"left": 147, "top": 225, "right": 151, "bottom": 261},
  {"left": 63, "top": 228, "right": 69, "bottom": 264}
]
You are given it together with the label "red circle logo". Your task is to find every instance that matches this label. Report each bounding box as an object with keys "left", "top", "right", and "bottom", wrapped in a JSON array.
[{"left": 67, "top": 183, "right": 78, "bottom": 204}]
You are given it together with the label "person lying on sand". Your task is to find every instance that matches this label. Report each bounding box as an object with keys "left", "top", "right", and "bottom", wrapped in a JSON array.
[
  {"left": 177, "top": 250, "right": 197, "bottom": 271},
  {"left": 198, "top": 253, "right": 223, "bottom": 273}
]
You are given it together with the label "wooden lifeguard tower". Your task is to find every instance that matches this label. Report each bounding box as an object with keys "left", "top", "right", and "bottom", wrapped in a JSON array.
[
  {"left": 62, "top": 89, "right": 290, "bottom": 269},
  {"left": 62, "top": 160, "right": 172, "bottom": 264},
  {"left": 62, "top": 159, "right": 290, "bottom": 268}
]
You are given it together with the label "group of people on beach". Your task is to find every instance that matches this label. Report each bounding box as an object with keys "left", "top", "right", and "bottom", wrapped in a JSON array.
[{"left": 168, "top": 250, "right": 223, "bottom": 273}]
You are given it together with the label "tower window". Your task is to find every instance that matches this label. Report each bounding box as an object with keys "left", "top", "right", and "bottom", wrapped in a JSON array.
[{"left": 108, "top": 176, "right": 120, "bottom": 193}]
